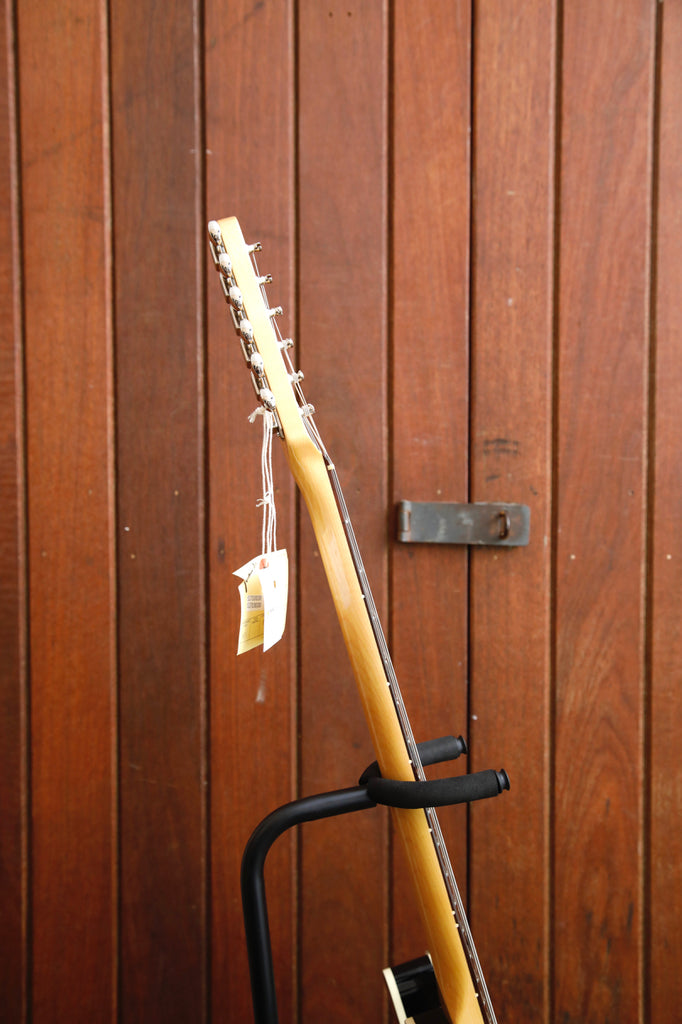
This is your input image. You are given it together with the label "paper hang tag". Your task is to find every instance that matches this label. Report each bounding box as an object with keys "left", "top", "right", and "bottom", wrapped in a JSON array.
[{"left": 233, "top": 549, "right": 288, "bottom": 655}]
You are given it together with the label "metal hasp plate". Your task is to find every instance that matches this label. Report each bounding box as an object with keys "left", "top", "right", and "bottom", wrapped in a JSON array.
[{"left": 397, "top": 501, "right": 530, "bottom": 547}]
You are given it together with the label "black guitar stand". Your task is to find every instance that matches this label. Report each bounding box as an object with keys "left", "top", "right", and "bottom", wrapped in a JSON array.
[{"left": 241, "top": 735, "right": 509, "bottom": 1024}]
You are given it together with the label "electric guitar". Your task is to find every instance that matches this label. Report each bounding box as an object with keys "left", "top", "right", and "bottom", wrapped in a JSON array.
[{"left": 208, "top": 216, "right": 505, "bottom": 1024}]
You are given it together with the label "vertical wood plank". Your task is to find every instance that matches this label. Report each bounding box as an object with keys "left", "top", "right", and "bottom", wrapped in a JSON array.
[
  {"left": 205, "top": 1, "right": 297, "bottom": 1020},
  {"left": 391, "top": 0, "right": 472, "bottom": 969},
  {"left": 554, "top": 3, "right": 654, "bottom": 1021},
  {"left": 17, "top": 0, "right": 117, "bottom": 1019},
  {"left": 297, "top": 3, "right": 388, "bottom": 1020},
  {"left": 650, "top": 3, "right": 682, "bottom": 1020},
  {"left": 0, "top": 5, "right": 672, "bottom": 1022},
  {"left": 110, "top": 1, "right": 206, "bottom": 1019},
  {"left": 469, "top": 3, "right": 556, "bottom": 1020},
  {"left": 0, "top": 0, "right": 26, "bottom": 1016}
]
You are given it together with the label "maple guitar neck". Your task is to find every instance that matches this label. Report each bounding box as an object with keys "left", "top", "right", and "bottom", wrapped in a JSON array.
[{"left": 208, "top": 216, "right": 498, "bottom": 1024}]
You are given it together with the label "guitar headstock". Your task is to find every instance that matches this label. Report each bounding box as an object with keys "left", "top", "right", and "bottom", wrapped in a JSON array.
[{"left": 208, "top": 217, "right": 320, "bottom": 462}]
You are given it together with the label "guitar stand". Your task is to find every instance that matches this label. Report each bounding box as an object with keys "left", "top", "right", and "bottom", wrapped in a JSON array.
[{"left": 241, "top": 735, "right": 509, "bottom": 1024}]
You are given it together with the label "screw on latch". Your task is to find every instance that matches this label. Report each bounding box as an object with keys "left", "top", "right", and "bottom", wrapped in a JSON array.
[{"left": 395, "top": 500, "right": 530, "bottom": 546}]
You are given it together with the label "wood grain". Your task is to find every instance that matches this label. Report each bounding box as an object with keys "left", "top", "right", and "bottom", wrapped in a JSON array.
[
  {"left": 650, "top": 3, "right": 682, "bottom": 1020},
  {"left": 17, "top": 0, "right": 117, "bottom": 1018},
  {"left": 297, "top": 3, "right": 388, "bottom": 1021},
  {"left": 391, "top": 0, "right": 472, "bottom": 972},
  {"left": 205, "top": 2, "right": 297, "bottom": 1020},
  {"left": 110, "top": 0, "right": 207, "bottom": 1018},
  {"left": 554, "top": 3, "right": 654, "bottom": 1021},
  {"left": 469, "top": 3, "right": 556, "bottom": 1020},
  {"left": 0, "top": 4, "right": 678, "bottom": 1021},
  {"left": 0, "top": 0, "right": 25, "bottom": 1017}
]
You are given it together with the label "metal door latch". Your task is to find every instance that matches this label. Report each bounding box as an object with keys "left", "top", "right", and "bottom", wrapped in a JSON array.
[{"left": 396, "top": 501, "right": 530, "bottom": 547}]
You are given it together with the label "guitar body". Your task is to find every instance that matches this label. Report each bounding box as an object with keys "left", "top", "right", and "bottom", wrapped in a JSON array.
[
  {"left": 385, "top": 956, "right": 452, "bottom": 1023},
  {"left": 209, "top": 216, "right": 501, "bottom": 1024}
]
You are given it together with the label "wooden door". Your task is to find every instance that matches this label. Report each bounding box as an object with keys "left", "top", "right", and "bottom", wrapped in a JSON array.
[{"left": 1, "top": 2, "right": 680, "bottom": 1023}]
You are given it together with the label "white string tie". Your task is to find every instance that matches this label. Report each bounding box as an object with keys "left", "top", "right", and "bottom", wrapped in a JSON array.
[{"left": 249, "top": 407, "right": 277, "bottom": 554}]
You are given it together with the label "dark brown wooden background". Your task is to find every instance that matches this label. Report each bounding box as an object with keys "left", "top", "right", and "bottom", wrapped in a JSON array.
[{"left": 1, "top": 1, "right": 680, "bottom": 1022}]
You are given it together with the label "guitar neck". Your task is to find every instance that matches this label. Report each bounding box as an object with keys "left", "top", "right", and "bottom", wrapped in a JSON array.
[
  {"left": 293, "top": 441, "right": 496, "bottom": 1024},
  {"left": 209, "top": 216, "right": 497, "bottom": 1024}
]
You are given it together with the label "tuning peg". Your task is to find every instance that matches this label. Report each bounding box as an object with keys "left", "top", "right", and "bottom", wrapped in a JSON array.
[
  {"left": 278, "top": 338, "right": 294, "bottom": 351},
  {"left": 207, "top": 221, "right": 222, "bottom": 245},
  {"left": 247, "top": 241, "right": 262, "bottom": 253},
  {"left": 218, "top": 253, "right": 232, "bottom": 277},
  {"left": 259, "top": 388, "right": 276, "bottom": 411},
  {"left": 256, "top": 274, "right": 273, "bottom": 286},
  {"left": 239, "top": 319, "right": 254, "bottom": 343},
  {"left": 289, "top": 370, "right": 304, "bottom": 384},
  {"left": 250, "top": 352, "right": 265, "bottom": 376},
  {"left": 229, "top": 285, "right": 244, "bottom": 311},
  {"left": 267, "top": 305, "right": 283, "bottom": 319}
]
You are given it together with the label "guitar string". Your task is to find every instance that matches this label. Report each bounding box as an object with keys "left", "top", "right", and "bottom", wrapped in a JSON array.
[
  {"left": 321, "top": 456, "right": 496, "bottom": 1024},
  {"left": 249, "top": 253, "right": 497, "bottom": 1024},
  {"left": 211, "top": 227, "right": 496, "bottom": 1023}
]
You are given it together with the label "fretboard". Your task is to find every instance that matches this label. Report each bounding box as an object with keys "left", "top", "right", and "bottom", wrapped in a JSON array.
[{"left": 319, "top": 439, "right": 497, "bottom": 1024}]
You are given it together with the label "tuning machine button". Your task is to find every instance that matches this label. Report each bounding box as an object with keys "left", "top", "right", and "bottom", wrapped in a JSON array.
[
  {"left": 250, "top": 352, "right": 265, "bottom": 376},
  {"left": 207, "top": 221, "right": 222, "bottom": 245},
  {"left": 229, "top": 285, "right": 244, "bottom": 311},
  {"left": 218, "top": 253, "right": 232, "bottom": 278},
  {"left": 259, "top": 388, "right": 276, "bottom": 411},
  {"left": 239, "top": 319, "right": 254, "bottom": 343}
]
